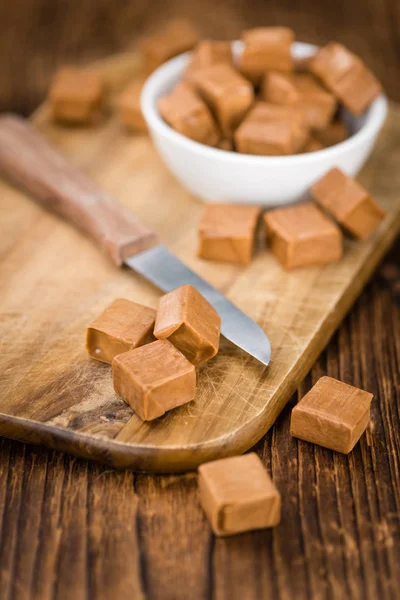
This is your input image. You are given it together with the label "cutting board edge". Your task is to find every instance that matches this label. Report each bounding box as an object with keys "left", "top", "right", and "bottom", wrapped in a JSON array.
[{"left": 0, "top": 206, "right": 398, "bottom": 472}]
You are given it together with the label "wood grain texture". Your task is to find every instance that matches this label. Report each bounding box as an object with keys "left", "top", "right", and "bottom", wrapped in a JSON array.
[
  {"left": 0, "top": 52, "right": 398, "bottom": 472},
  {"left": 0, "top": 2, "right": 399, "bottom": 598}
]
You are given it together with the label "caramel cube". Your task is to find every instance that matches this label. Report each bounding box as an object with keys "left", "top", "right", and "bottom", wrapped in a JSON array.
[
  {"left": 198, "top": 204, "right": 261, "bottom": 264},
  {"left": 158, "top": 82, "right": 219, "bottom": 146},
  {"left": 184, "top": 40, "right": 233, "bottom": 84},
  {"left": 191, "top": 64, "right": 254, "bottom": 137},
  {"left": 112, "top": 340, "right": 196, "bottom": 421},
  {"left": 116, "top": 79, "right": 147, "bottom": 132},
  {"left": 311, "top": 168, "right": 385, "bottom": 240},
  {"left": 261, "top": 71, "right": 300, "bottom": 106},
  {"left": 313, "top": 120, "right": 348, "bottom": 147},
  {"left": 290, "top": 376, "right": 373, "bottom": 453},
  {"left": 292, "top": 74, "right": 337, "bottom": 130},
  {"left": 139, "top": 19, "right": 200, "bottom": 73},
  {"left": 265, "top": 202, "right": 342, "bottom": 269},
  {"left": 198, "top": 453, "right": 281, "bottom": 536},
  {"left": 238, "top": 27, "right": 294, "bottom": 84},
  {"left": 49, "top": 67, "right": 104, "bottom": 124},
  {"left": 235, "top": 102, "right": 309, "bottom": 155},
  {"left": 261, "top": 73, "right": 337, "bottom": 130},
  {"left": 154, "top": 285, "right": 221, "bottom": 366},
  {"left": 235, "top": 119, "right": 296, "bottom": 155},
  {"left": 310, "top": 43, "right": 382, "bottom": 115},
  {"left": 86, "top": 298, "right": 156, "bottom": 364}
]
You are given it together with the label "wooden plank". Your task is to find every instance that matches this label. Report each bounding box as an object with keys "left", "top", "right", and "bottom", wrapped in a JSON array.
[
  {"left": 135, "top": 473, "right": 211, "bottom": 599},
  {"left": 0, "top": 447, "right": 144, "bottom": 600},
  {"left": 0, "top": 53, "right": 399, "bottom": 472},
  {"left": 208, "top": 283, "right": 400, "bottom": 598}
]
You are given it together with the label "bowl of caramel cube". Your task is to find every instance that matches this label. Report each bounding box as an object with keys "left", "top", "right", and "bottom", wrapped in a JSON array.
[{"left": 141, "top": 29, "right": 387, "bottom": 206}]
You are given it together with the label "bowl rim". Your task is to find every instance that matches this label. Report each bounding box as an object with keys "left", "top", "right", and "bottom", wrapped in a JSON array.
[{"left": 141, "top": 41, "right": 388, "bottom": 165}]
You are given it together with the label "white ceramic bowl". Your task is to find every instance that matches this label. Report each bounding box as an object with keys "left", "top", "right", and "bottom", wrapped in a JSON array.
[{"left": 141, "top": 42, "right": 388, "bottom": 206}]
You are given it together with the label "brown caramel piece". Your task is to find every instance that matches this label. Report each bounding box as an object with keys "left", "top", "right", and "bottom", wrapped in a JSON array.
[
  {"left": 112, "top": 340, "right": 196, "bottom": 421},
  {"left": 310, "top": 43, "right": 382, "bottom": 115},
  {"left": 311, "top": 168, "right": 385, "bottom": 240},
  {"left": 235, "top": 119, "right": 296, "bottom": 156},
  {"left": 184, "top": 40, "right": 233, "bottom": 84},
  {"left": 261, "top": 71, "right": 300, "bottom": 106},
  {"left": 154, "top": 285, "right": 221, "bottom": 366},
  {"left": 191, "top": 64, "right": 254, "bottom": 137},
  {"left": 261, "top": 72, "right": 337, "bottom": 130},
  {"left": 293, "top": 74, "right": 337, "bottom": 130},
  {"left": 302, "top": 137, "right": 324, "bottom": 153},
  {"left": 265, "top": 202, "right": 342, "bottom": 269},
  {"left": 198, "top": 204, "right": 261, "bottom": 264},
  {"left": 139, "top": 19, "right": 200, "bottom": 73},
  {"left": 251, "top": 103, "right": 309, "bottom": 150},
  {"left": 49, "top": 68, "right": 104, "bottom": 124},
  {"left": 238, "top": 27, "right": 294, "bottom": 84},
  {"left": 116, "top": 79, "right": 147, "bottom": 132},
  {"left": 313, "top": 120, "right": 348, "bottom": 147},
  {"left": 158, "top": 82, "right": 219, "bottom": 146},
  {"left": 86, "top": 298, "right": 156, "bottom": 364},
  {"left": 235, "top": 102, "right": 309, "bottom": 155},
  {"left": 290, "top": 376, "right": 373, "bottom": 453},
  {"left": 198, "top": 453, "right": 281, "bottom": 536}
]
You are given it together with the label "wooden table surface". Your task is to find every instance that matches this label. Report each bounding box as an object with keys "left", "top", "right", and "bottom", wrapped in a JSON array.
[{"left": 0, "top": 2, "right": 399, "bottom": 598}]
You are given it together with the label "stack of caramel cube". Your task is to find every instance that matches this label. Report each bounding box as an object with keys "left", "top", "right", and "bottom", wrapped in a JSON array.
[
  {"left": 86, "top": 285, "right": 221, "bottom": 422},
  {"left": 157, "top": 26, "right": 382, "bottom": 155}
]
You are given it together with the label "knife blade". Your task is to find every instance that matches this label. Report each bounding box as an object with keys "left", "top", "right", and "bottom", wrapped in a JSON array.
[
  {"left": 0, "top": 114, "right": 271, "bottom": 366},
  {"left": 127, "top": 245, "right": 271, "bottom": 365}
]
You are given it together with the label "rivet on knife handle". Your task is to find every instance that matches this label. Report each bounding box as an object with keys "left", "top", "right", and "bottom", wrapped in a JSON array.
[{"left": 0, "top": 114, "right": 158, "bottom": 266}]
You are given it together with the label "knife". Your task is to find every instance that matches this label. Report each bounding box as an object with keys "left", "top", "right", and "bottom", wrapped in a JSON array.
[{"left": 0, "top": 114, "right": 271, "bottom": 366}]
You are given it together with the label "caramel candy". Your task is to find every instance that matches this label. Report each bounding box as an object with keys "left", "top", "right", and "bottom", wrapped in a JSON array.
[
  {"left": 198, "top": 204, "right": 261, "bottom": 264},
  {"left": 311, "top": 168, "right": 385, "bottom": 240},
  {"left": 261, "top": 72, "right": 337, "bottom": 130},
  {"left": 116, "top": 79, "right": 147, "bottom": 132},
  {"left": 293, "top": 74, "right": 337, "bottom": 130},
  {"left": 235, "top": 119, "right": 297, "bottom": 156},
  {"left": 313, "top": 120, "right": 348, "bottom": 147},
  {"left": 158, "top": 82, "right": 219, "bottom": 146},
  {"left": 86, "top": 298, "right": 156, "bottom": 364},
  {"left": 112, "top": 340, "right": 196, "bottom": 421},
  {"left": 261, "top": 71, "right": 300, "bottom": 106},
  {"left": 154, "top": 285, "right": 221, "bottom": 366},
  {"left": 310, "top": 42, "right": 382, "bottom": 115},
  {"left": 49, "top": 67, "right": 104, "bottom": 124},
  {"left": 139, "top": 19, "right": 200, "bottom": 73},
  {"left": 184, "top": 40, "right": 233, "bottom": 84},
  {"left": 265, "top": 202, "right": 342, "bottom": 269},
  {"left": 290, "top": 376, "right": 373, "bottom": 453},
  {"left": 238, "top": 27, "right": 294, "bottom": 84},
  {"left": 198, "top": 453, "right": 281, "bottom": 536},
  {"left": 235, "top": 102, "right": 309, "bottom": 155},
  {"left": 191, "top": 64, "right": 254, "bottom": 137}
]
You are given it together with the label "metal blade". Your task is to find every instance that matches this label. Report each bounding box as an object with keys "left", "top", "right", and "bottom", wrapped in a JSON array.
[{"left": 125, "top": 245, "right": 271, "bottom": 366}]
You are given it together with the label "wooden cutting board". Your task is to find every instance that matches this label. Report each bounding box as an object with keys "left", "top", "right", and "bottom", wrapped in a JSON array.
[{"left": 0, "top": 53, "right": 399, "bottom": 473}]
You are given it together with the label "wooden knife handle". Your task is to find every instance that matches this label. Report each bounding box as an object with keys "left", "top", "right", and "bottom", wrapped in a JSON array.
[{"left": 0, "top": 114, "right": 158, "bottom": 265}]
